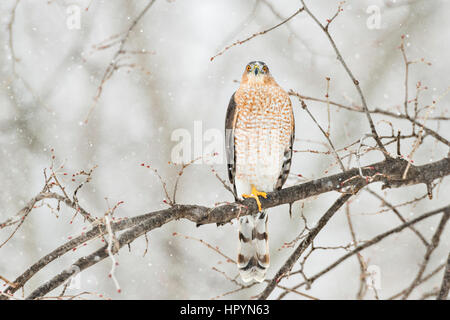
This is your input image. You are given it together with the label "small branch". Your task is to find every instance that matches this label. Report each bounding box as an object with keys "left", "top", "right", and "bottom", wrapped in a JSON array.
[
  {"left": 367, "top": 189, "right": 429, "bottom": 247},
  {"left": 0, "top": 275, "right": 17, "bottom": 288},
  {"left": 401, "top": 209, "right": 449, "bottom": 299},
  {"left": 437, "top": 253, "right": 450, "bottom": 300},
  {"left": 210, "top": 7, "right": 304, "bottom": 61},
  {"left": 400, "top": 36, "right": 410, "bottom": 118},
  {"left": 258, "top": 193, "right": 354, "bottom": 300},
  {"left": 282, "top": 206, "right": 449, "bottom": 298},
  {"left": 388, "top": 263, "right": 445, "bottom": 300},
  {"left": 275, "top": 284, "right": 319, "bottom": 300},
  {"left": 173, "top": 232, "right": 235, "bottom": 263},
  {"left": 104, "top": 215, "right": 121, "bottom": 293},
  {"left": 402, "top": 86, "right": 450, "bottom": 179},
  {"left": 289, "top": 92, "right": 450, "bottom": 147},
  {"left": 345, "top": 202, "right": 367, "bottom": 299},
  {"left": 300, "top": 0, "right": 388, "bottom": 158},
  {"left": 296, "top": 96, "right": 346, "bottom": 172},
  {"left": 84, "top": 0, "right": 157, "bottom": 123}
]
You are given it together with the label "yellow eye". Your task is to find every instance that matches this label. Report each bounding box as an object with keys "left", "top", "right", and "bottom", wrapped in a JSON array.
[
  {"left": 246, "top": 65, "right": 252, "bottom": 72},
  {"left": 262, "top": 66, "right": 268, "bottom": 73}
]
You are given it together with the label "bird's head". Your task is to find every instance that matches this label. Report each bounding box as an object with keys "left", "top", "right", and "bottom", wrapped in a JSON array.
[{"left": 241, "top": 61, "right": 273, "bottom": 84}]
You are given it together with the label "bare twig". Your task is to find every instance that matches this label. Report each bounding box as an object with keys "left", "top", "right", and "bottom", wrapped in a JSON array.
[
  {"left": 401, "top": 209, "right": 449, "bottom": 299},
  {"left": 210, "top": 7, "right": 304, "bottom": 61},
  {"left": 437, "top": 253, "right": 450, "bottom": 300},
  {"left": 84, "top": 0, "right": 157, "bottom": 123},
  {"left": 300, "top": 0, "right": 388, "bottom": 157},
  {"left": 258, "top": 193, "right": 354, "bottom": 300},
  {"left": 173, "top": 232, "right": 235, "bottom": 263},
  {"left": 296, "top": 96, "right": 346, "bottom": 172},
  {"left": 367, "top": 189, "right": 429, "bottom": 246},
  {"left": 289, "top": 92, "right": 450, "bottom": 147},
  {"left": 388, "top": 263, "right": 445, "bottom": 300},
  {"left": 345, "top": 202, "right": 368, "bottom": 299},
  {"left": 279, "top": 207, "right": 449, "bottom": 299}
]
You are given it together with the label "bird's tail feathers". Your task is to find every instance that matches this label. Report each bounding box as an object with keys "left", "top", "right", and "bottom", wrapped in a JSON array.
[{"left": 237, "top": 211, "right": 269, "bottom": 283}]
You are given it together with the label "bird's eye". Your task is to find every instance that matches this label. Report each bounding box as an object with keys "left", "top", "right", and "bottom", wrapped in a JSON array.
[
  {"left": 262, "top": 66, "right": 268, "bottom": 73},
  {"left": 246, "top": 65, "right": 252, "bottom": 72}
]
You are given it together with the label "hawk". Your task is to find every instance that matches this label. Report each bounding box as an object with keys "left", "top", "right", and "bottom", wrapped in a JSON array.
[{"left": 225, "top": 61, "right": 295, "bottom": 282}]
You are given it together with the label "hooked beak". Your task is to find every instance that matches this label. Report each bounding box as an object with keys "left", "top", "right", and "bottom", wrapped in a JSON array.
[{"left": 254, "top": 67, "right": 259, "bottom": 75}]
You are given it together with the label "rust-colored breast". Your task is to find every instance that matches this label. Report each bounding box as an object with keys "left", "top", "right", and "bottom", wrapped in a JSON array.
[{"left": 233, "top": 81, "right": 294, "bottom": 190}]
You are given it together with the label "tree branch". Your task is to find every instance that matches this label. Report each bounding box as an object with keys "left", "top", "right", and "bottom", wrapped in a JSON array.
[
  {"left": 401, "top": 208, "right": 449, "bottom": 299},
  {"left": 1, "top": 156, "right": 449, "bottom": 299},
  {"left": 84, "top": 0, "right": 157, "bottom": 123},
  {"left": 210, "top": 7, "right": 304, "bottom": 61},
  {"left": 437, "top": 253, "right": 450, "bottom": 300},
  {"left": 300, "top": 0, "right": 389, "bottom": 157},
  {"left": 290, "top": 92, "right": 450, "bottom": 147},
  {"left": 258, "top": 193, "right": 354, "bottom": 300},
  {"left": 278, "top": 206, "right": 450, "bottom": 299}
]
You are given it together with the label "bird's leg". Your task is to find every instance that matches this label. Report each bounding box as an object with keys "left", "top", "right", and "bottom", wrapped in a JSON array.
[{"left": 242, "top": 185, "right": 267, "bottom": 212}]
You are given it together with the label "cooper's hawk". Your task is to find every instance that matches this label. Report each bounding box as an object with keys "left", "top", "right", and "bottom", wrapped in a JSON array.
[{"left": 225, "top": 61, "right": 295, "bottom": 282}]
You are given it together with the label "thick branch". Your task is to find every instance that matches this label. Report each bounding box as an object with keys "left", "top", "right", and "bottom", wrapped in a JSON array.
[
  {"left": 1, "top": 206, "right": 161, "bottom": 296},
  {"left": 2, "top": 156, "right": 449, "bottom": 299}
]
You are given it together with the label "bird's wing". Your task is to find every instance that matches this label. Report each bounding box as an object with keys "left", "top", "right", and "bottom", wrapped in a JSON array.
[
  {"left": 225, "top": 92, "right": 238, "bottom": 199},
  {"left": 275, "top": 104, "right": 295, "bottom": 191}
]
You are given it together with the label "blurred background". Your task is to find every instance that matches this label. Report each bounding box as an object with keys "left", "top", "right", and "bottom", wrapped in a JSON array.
[{"left": 0, "top": 0, "right": 449, "bottom": 299}]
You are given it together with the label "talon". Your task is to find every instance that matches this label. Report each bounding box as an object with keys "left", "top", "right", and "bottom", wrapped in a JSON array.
[{"left": 242, "top": 186, "right": 267, "bottom": 212}]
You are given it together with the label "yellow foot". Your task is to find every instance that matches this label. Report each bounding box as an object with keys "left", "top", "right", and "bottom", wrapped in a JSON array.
[{"left": 242, "top": 186, "right": 267, "bottom": 212}]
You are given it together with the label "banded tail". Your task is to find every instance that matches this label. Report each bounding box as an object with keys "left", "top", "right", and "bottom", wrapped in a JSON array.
[{"left": 237, "top": 211, "right": 269, "bottom": 282}]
